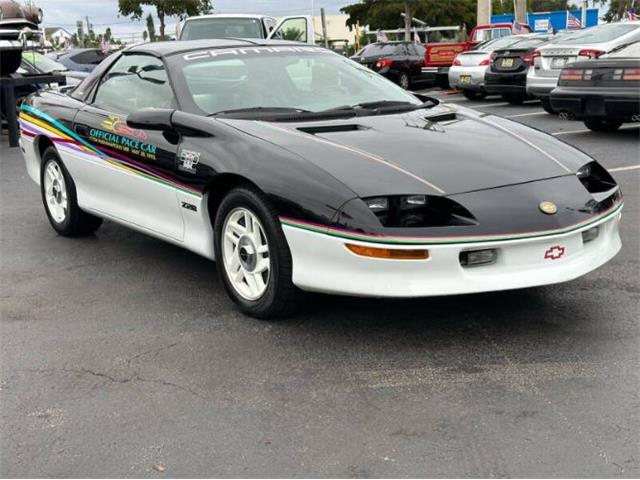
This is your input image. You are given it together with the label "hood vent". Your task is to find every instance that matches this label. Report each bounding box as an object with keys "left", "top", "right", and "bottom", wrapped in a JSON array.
[
  {"left": 297, "top": 124, "right": 369, "bottom": 135},
  {"left": 424, "top": 112, "right": 457, "bottom": 123}
]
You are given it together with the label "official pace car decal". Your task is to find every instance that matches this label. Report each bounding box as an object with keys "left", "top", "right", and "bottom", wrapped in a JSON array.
[
  {"left": 279, "top": 200, "right": 622, "bottom": 245},
  {"left": 19, "top": 104, "right": 202, "bottom": 196}
]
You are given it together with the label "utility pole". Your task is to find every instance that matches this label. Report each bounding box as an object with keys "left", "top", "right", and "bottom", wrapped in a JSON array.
[
  {"left": 477, "top": 0, "right": 491, "bottom": 25},
  {"left": 580, "top": 0, "right": 587, "bottom": 28},
  {"left": 515, "top": 0, "right": 527, "bottom": 24},
  {"left": 403, "top": 0, "right": 412, "bottom": 41},
  {"left": 320, "top": 8, "right": 329, "bottom": 48}
]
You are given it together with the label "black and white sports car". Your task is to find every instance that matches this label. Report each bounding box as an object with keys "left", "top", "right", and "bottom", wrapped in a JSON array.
[{"left": 19, "top": 39, "right": 623, "bottom": 318}]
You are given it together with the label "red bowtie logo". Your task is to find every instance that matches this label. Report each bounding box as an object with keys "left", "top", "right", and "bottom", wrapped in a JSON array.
[{"left": 544, "top": 245, "right": 566, "bottom": 260}]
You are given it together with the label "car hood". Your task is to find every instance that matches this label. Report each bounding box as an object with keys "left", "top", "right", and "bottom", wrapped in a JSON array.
[{"left": 218, "top": 104, "right": 591, "bottom": 198}]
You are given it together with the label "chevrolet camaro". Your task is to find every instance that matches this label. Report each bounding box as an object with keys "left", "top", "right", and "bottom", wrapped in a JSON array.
[{"left": 19, "top": 39, "right": 623, "bottom": 317}]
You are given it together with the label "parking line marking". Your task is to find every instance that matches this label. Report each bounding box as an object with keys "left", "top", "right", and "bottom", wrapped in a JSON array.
[
  {"left": 474, "top": 100, "right": 540, "bottom": 109},
  {"left": 507, "top": 111, "right": 550, "bottom": 118},
  {"left": 608, "top": 164, "right": 640, "bottom": 173},
  {"left": 552, "top": 125, "right": 640, "bottom": 136}
]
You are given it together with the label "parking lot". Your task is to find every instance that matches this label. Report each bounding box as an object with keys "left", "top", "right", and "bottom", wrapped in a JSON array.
[{"left": 1, "top": 90, "right": 639, "bottom": 477}]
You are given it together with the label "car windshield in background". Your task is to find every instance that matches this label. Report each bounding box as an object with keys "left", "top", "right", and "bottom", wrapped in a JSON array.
[
  {"left": 358, "top": 43, "right": 404, "bottom": 56},
  {"left": 22, "top": 51, "right": 67, "bottom": 73},
  {"left": 478, "top": 35, "right": 532, "bottom": 51},
  {"left": 605, "top": 40, "right": 640, "bottom": 57},
  {"left": 555, "top": 23, "right": 639, "bottom": 44},
  {"left": 180, "top": 18, "right": 264, "bottom": 40},
  {"left": 173, "top": 47, "right": 422, "bottom": 117},
  {"left": 507, "top": 37, "right": 550, "bottom": 49}
]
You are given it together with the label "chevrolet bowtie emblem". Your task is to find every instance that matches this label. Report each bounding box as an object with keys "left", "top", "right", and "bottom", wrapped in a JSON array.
[
  {"left": 544, "top": 245, "right": 565, "bottom": 260},
  {"left": 539, "top": 201, "right": 558, "bottom": 215}
]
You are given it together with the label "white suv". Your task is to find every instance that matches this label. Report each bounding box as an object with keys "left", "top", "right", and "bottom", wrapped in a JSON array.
[{"left": 527, "top": 21, "right": 640, "bottom": 113}]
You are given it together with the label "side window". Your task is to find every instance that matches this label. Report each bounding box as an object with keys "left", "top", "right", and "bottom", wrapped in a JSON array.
[
  {"left": 271, "top": 17, "right": 308, "bottom": 43},
  {"left": 93, "top": 54, "right": 174, "bottom": 114}
]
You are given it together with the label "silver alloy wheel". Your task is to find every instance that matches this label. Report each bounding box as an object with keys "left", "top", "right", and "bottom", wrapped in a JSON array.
[
  {"left": 43, "top": 160, "right": 68, "bottom": 223},
  {"left": 221, "top": 207, "right": 271, "bottom": 301}
]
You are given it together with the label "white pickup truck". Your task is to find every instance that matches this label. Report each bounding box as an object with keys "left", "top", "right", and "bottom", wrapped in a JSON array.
[{"left": 176, "top": 13, "right": 316, "bottom": 44}]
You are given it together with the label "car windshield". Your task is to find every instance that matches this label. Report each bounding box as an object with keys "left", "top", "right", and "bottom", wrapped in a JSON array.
[
  {"left": 181, "top": 17, "right": 264, "bottom": 40},
  {"left": 555, "top": 23, "right": 639, "bottom": 45},
  {"left": 479, "top": 35, "right": 531, "bottom": 51},
  {"left": 506, "top": 36, "right": 550, "bottom": 49},
  {"left": 22, "top": 51, "right": 67, "bottom": 72},
  {"left": 173, "top": 46, "right": 423, "bottom": 117},
  {"left": 358, "top": 43, "right": 404, "bottom": 56}
]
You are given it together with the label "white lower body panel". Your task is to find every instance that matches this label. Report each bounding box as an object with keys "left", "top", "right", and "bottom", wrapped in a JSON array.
[{"left": 282, "top": 213, "right": 622, "bottom": 297}]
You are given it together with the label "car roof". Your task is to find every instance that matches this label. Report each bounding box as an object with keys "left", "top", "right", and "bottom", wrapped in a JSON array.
[
  {"left": 125, "top": 39, "right": 313, "bottom": 57},
  {"left": 183, "top": 13, "right": 271, "bottom": 20}
]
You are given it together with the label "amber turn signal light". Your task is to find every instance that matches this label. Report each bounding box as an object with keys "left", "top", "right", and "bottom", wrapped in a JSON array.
[{"left": 345, "top": 243, "right": 429, "bottom": 260}]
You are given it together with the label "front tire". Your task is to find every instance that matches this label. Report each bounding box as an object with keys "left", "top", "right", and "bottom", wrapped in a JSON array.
[
  {"left": 584, "top": 117, "right": 622, "bottom": 132},
  {"left": 40, "top": 147, "right": 102, "bottom": 236},
  {"left": 214, "top": 186, "right": 299, "bottom": 318}
]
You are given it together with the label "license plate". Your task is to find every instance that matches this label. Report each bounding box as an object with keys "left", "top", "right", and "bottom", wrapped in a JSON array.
[
  {"left": 501, "top": 58, "right": 514, "bottom": 67},
  {"left": 551, "top": 57, "right": 567, "bottom": 68},
  {"left": 459, "top": 75, "right": 472, "bottom": 84}
]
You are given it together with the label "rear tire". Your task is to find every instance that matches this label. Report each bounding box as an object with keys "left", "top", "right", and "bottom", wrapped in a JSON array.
[
  {"left": 462, "top": 90, "right": 484, "bottom": 100},
  {"left": 583, "top": 117, "right": 623, "bottom": 132},
  {"left": 503, "top": 94, "right": 526, "bottom": 105},
  {"left": 540, "top": 97, "right": 557, "bottom": 114},
  {"left": 40, "top": 147, "right": 103, "bottom": 236},
  {"left": 214, "top": 186, "right": 300, "bottom": 319},
  {"left": 398, "top": 73, "right": 410, "bottom": 90}
]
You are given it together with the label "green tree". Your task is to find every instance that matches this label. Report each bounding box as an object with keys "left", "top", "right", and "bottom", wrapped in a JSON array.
[
  {"left": 595, "top": 0, "right": 633, "bottom": 21},
  {"left": 105, "top": 27, "right": 112, "bottom": 42},
  {"left": 145, "top": 12, "right": 156, "bottom": 41},
  {"left": 118, "top": 0, "right": 213, "bottom": 39}
]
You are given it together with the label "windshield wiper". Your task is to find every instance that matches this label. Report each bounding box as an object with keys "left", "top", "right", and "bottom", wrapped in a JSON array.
[{"left": 209, "top": 106, "right": 312, "bottom": 117}]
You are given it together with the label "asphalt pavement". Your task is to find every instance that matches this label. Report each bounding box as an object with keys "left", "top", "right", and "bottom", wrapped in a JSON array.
[{"left": 1, "top": 91, "right": 639, "bottom": 478}]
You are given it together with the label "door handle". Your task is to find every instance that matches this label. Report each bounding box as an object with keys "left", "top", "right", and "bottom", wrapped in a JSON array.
[{"left": 75, "top": 125, "right": 89, "bottom": 136}]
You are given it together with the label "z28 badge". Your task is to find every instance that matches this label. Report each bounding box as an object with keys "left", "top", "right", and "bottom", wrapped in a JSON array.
[{"left": 178, "top": 149, "right": 200, "bottom": 173}]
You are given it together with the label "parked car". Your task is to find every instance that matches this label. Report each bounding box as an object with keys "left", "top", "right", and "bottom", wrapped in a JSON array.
[
  {"left": 50, "top": 48, "right": 110, "bottom": 73},
  {"left": 19, "top": 40, "right": 622, "bottom": 317},
  {"left": 422, "top": 23, "right": 532, "bottom": 88},
  {"left": 484, "top": 35, "right": 554, "bottom": 104},
  {"left": 448, "top": 34, "right": 532, "bottom": 99},
  {"left": 550, "top": 40, "right": 640, "bottom": 131},
  {"left": 350, "top": 41, "right": 429, "bottom": 89},
  {"left": 20, "top": 50, "right": 87, "bottom": 86},
  {"left": 527, "top": 21, "right": 640, "bottom": 113},
  {"left": 177, "top": 13, "right": 315, "bottom": 44}
]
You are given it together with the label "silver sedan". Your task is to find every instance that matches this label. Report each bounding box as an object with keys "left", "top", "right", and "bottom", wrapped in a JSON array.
[{"left": 449, "top": 35, "right": 533, "bottom": 99}]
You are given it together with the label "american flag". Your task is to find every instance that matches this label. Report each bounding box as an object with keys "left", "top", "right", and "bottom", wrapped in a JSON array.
[
  {"left": 628, "top": 7, "right": 638, "bottom": 20},
  {"left": 567, "top": 11, "right": 581, "bottom": 29},
  {"left": 511, "top": 20, "right": 528, "bottom": 34},
  {"left": 376, "top": 29, "right": 389, "bottom": 42}
]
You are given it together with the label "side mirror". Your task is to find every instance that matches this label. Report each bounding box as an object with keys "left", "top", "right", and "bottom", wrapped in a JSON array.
[{"left": 127, "top": 108, "right": 174, "bottom": 131}]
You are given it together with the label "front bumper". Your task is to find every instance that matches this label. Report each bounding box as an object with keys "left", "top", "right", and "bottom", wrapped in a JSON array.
[
  {"left": 282, "top": 207, "right": 622, "bottom": 297},
  {"left": 484, "top": 71, "right": 527, "bottom": 94},
  {"left": 448, "top": 65, "right": 488, "bottom": 91},
  {"left": 550, "top": 87, "right": 640, "bottom": 120},
  {"left": 526, "top": 69, "right": 559, "bottom": 98}
]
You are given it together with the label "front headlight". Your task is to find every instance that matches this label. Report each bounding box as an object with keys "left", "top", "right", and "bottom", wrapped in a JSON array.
[
  {"left": 362, "top": 195, "right": 476, "bottom": 228},
  {"left": 576, "top": 161, "right": 617, "bottom": 194}
]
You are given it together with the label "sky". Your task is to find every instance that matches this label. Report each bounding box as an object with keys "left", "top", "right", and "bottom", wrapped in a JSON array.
[{"left": 37, "top": 0, "right": 351, "bottom": 41}]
